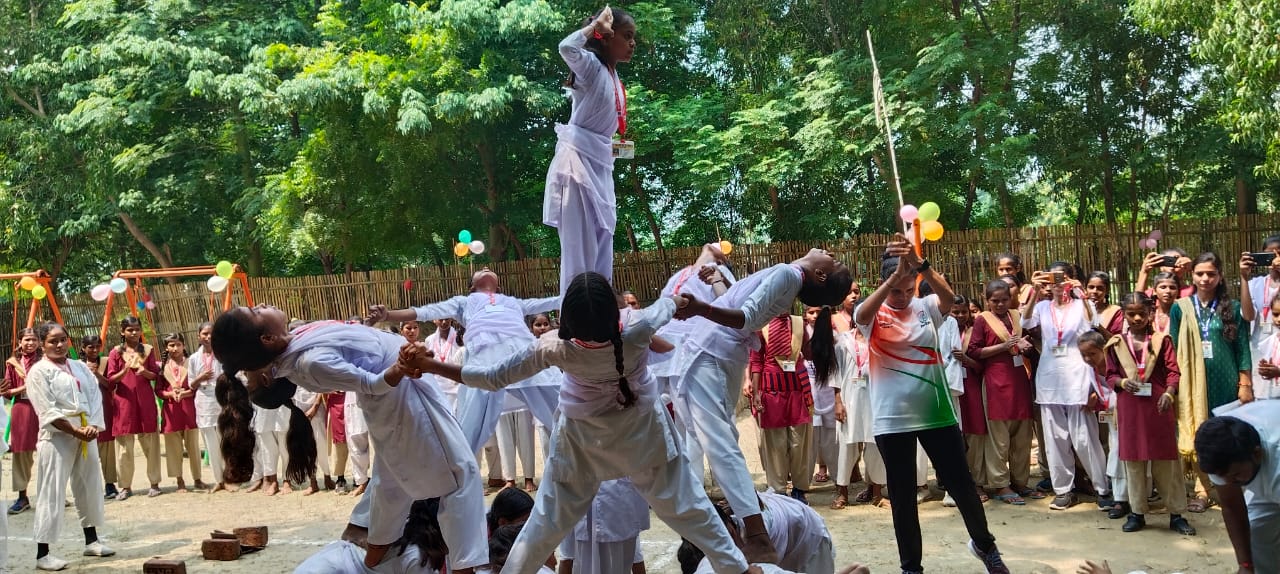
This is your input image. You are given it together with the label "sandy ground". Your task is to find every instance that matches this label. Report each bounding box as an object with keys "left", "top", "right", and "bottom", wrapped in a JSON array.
[{"left": 2, "top": 417, "right": 1237, "bottom": 573}]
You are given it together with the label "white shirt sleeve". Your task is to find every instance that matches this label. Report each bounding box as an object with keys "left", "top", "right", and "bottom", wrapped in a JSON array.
[
  {"left": 461, "top": 340, "right": 557, "bottom": 392},
  {"left": 293, "top": 350, "right": 396, "bottom": 396},
  {"left": 559, "top": 28, "right": 602, "bottom": 83},
  {"left": 741, "top": 266, "right": 801, "bottom": 332},
  {"left": 413, "top": 296, "right": 467, "bottom": 323},
  {"left": 1022, "top": 301, "right": 1042, "bottom": 329},
  {"left": 622, "top": 298, "right": 676, "bottom": 345},
  {"left": 518, "top": 296, "right": 562, "bottom": 316},
  {"left": 75, "top": 361, "right": 106, "bottom": 430},
  {"left": 25, "top": 363, "right": 63, "bottom": 429}
]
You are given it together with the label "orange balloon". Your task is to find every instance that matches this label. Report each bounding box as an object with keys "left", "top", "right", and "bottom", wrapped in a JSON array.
[
  {"left": 922, "top": 220, "right": 944, "bottom": 242},
  {"left": 453, "top": 242, "right": 470, "bottom": 257},
  {"left": 18, "top": 276, "right": 36, "bottom": 290},
  {"left": 719, "top": 240, "right": 734, "bottom": 255}
]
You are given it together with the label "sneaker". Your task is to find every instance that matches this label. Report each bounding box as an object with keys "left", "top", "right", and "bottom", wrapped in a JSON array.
[
  {"left": 7, "top": 498, "right": 29, "bottom": 515},
  {"left": 1049, "top": 493, "right": 1076, "bottom": 510},
  {"left": 967, "top": 539, "right": 1011, "bottom": 574},
  {"left": 1095, "top": 495, "right": 1114, "bottom": 510},
  {"left": 147, "top": 487, "right": 162, "bottom": 498},
  {"left": 1169, "top": 515, "right": 1196, "bottom": 536},
  {"left": 83, "top": 541, "right": 115, "bottom": 557},
  {"left": 35, "top": 555, "right": 69, "bottom": 571},
  {"left": 942, "top": 492, "right": 957, "bottom": 507},
  {"left": 103, "top": 484, "right": 118, "bottom": 500},
  {"left": 1108, "top": 501, "right": 1131, "bottom": 519},
  {"left": 1123, "top": 513, "right": 1146, "bottom": 532},
  {"left": 115, "top": 489, "right": 130, "bottom": 501}
]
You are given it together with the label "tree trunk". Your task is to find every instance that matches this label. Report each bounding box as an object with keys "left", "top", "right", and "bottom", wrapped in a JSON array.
[
  {"left": 233, "top": 108, "right": 264, "bottom": 275},
  {"left": 1101, "top": 127, "right": 1116, "bottom": 223},
  {"left": 631, "top": 163, "right": 664, "bottom": 251},
  {"left": 117, "top": 210, "right": 174, "bottom": 270},
  {"left": 476, "top": 139, "right": 508, "bottom": 262},
  {"left": 768, "top": 185, "right": 782, "bottom": 237}
]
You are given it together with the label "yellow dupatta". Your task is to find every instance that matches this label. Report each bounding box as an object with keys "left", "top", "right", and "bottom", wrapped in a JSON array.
[{"left": 1174, "top": 298, "right": 1208, "bottom": 459}]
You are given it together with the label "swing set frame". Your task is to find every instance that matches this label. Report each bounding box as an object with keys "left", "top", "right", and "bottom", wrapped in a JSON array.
[
  {"left": 2, "top": 270, "right": 65, "bottom": 346},
  {"left": 97, "top": 265, "right": 254, "bottom": 345}
]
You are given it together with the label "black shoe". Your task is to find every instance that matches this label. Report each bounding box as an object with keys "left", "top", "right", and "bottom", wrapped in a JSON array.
[
  {"left": 1095, "top": 495, "right": 1115, "bottom": 510},
  {"left": 1108, "top": 501, "right": 1131, "bottom": 519},
  {"left": 790, "top": 488, "right": 808, "bottom": 505},
  {"left": 1036, "top": 477, "right": 1052, "bottom": 492},
  {"left": 103, "top": 484, "right": 119, "bottom": 500},
  {"left": 7, "top": 498, "right": 29, "bottom": 515},
  {"left": 1122, "top": 514, "right": 1146, "bottom": 532},
  {"left": 1170, "top": 515, "right": 1196, "bottom": 535}
]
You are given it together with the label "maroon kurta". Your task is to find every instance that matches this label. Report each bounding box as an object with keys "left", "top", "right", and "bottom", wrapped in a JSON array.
[
  {"left": 327, "top": 392, "right": 346, "bottom": 444},
  {"left": 1096, "top": 305, "right": 1124, "bottom": 337},
  {"left": 966, "top": 313, "right": 1033, "bottom": 421},
  {"left": 155, "top": 360, "right": 197, "bottom": 433},
  {"left": 749, "top": 316, "right": 814, "bottom": 429},
  {"left": 1106, "top": 334, "right": 1181, "bottom": 461},
  {"left": 3, "top": 355, "right": 39, "bottom": 453},
  {"left": 107, "top": 344, "right": 160, "bottom": 435},
  {"left": 84, "top": 357, "right": 115, "bottom": 443},
  {"left": 958, "top": 327, "right": 988, "bottom": 435}
]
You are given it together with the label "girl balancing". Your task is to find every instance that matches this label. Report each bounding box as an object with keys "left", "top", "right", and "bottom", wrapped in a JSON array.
[{"left": 545, "top": 5, "right": 636, "bottom": 294}]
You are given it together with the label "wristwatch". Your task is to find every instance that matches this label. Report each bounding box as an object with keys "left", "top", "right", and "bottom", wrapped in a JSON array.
[{"left": 918, "top": 259, "right": 931, "bottom": 272}]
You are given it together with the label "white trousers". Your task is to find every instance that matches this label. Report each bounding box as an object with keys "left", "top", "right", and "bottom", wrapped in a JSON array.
[
  {"left": 349, "top": 432, "right": 371, "bottom": 485},
  {"left": 1105, "top": 418, "right": 1128, "bottom": 503},
  {"left": 498, "top": 411, "right": 536, "bottom": 481},
  {"left": 502, "top": 454, "right": 746, "bottom": 574},
  {"left": 308, "top": 415, "right": 330, "bottom": 479},
  {"left": 812, "top": 425, "right": 839, "bottom": 472},
  {"left": 554, "top": 179, "right": 614, "bottom": 294},
  {"left": 538, "top": 423, "right": 553, "bottom": 464},
  {"left": 569, "top": 539, "right": 638, "bottom": 573},
  {"left": 1040, "top": 405, "right": 1110, "bottom": 496},
  {"left": 836, "top": 442, "right": 886, "bottom": 487},
  {"left": 253, "top": 430, "right": 290, "bottom": 479},
  {"left": 680, "top": 352, "right": 763, "bottom": 519},
  {"left": 34, "top": 432, "right": 105, "bottom": 544},
  {"left": 198, "top": 426, "right": 224, "bottom": 484},
  {"left": 479, "top": 434, "right": 502, "bottom": 481}
]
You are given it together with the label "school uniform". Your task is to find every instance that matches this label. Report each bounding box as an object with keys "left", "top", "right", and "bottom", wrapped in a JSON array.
[
  {"left": 675, "top": 264, "right": 805, "bottom": 521},
  {"left": 496, "top": 395, "right": 536, "bottom": 483},
  {"left": 327, "top": 391, "right": 349, "bottom": 480},
  {"left": 966, "top": 311, "right": 1034, "bottom": 491},
  {"left": 252, "top": 401, "right": 290, "bottom": 482},
  {"left": 561, "top": 478, "right": 649, "bottom": 573},
  {"left": 106, "top": 345, "right": 162, "bottom": 490},
  {"left": 25, "top": 359, "right": 107, "bottom": 545},
  {"left": 86, "top": 357, "right": 117, "bottom": 487},
  {"left": 345, "top": 392, "right": 370, "bottom": 486},
  {"left": 545, "top": 29, "right": 625, "bottom": 293},
  {"left": 1105, "top": 333, "right": 1184, "bottom": 515},
  {"left": 412, "top": 293, "right": 561, "bottom": 453},
  {"left": 749, "top": 315, "right": 814, "bottom": 494},
  {"left": 188, "top": 348, "right": 224, "bottom": 482},
  {"left": 461, "top": 298, "right": 747, "bottom": 574},
  {"left": 1206, "top": 401, "right": 1280, "bottom": 572},
  {"left": 1246, "top": 275, "right": 1280, "bottom": 399},
  {"left": 3, "top": 354, "right": 39, "bottom": 494},
  {"left": 294, "top": 387, "right": 330, "bottom": 481},
  {"left": 295, "top": 540, "right": 432, "bottom": 573},
  {"left": 833, "top": 333, "right": 885, "bottom": 488},
  {"left": 271, "top": 323, "right": 487, "bottom": 568},
  {"left": 1022, "top": 299, "right": 1110, "bottom": 498},
  {"left": 807, "top": 359, "right": 839, "bottom": 481},
  {"left": 156, "top": 359, "right": 201, "bottom": 482},
  {"left": 693, "top": 491, "right": 834, "bottom": 574}
]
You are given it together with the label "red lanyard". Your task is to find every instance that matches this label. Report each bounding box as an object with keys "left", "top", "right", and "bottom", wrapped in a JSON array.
[
  {"left": 853, "top": 339, "right": 867, "bottom": 372},
  {"left": 612, "top": 71, "right": 627, "bottom": 137},
  {"left": 1124, "top": 333, "right": 1147, "bottom": 379},
  {"left": 1264, "top": 276, "right": 1278, "bottom": 322},
  {"left": 432, "top": 335, "right": 453, "bottom": 361},
  {"left": 672, "top": 267, "right": 695, "bottom": 295},
  {"left": 1049, "top": 302, "right": 1070, "bottom": 346},
  {"left": 488, "top": 293, "right": 497, "bottom": 306}
]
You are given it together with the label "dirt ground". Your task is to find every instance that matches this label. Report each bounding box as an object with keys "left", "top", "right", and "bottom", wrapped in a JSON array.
[{"left": 3, "top": 417, "right": 1236, "bottom": 573}]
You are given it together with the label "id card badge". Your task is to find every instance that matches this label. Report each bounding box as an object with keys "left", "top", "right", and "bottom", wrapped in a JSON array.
[
  {"left": 612, "top": 140, "right": 635, "bottom": 159},
  {"left": 1051, "top": 345, "right": 1068, "bottom": 358},
  {"left": 1012, "top": 354, "right": 1024, "bottom": 367},
  {"left": 484, "top": 304, "right": 504, "bottom": 314},
  {"left": 1201, "top": 340, "right": 1214, "bottom": 359},
  {"left": 1265, "top": 323, "right": 1275, "bottom": 335},
  {"left": 1134, "top": 382, "right": 1153, "bottom": 397},
  {"left": 778, "top": 360, "right": 797, "bottom": 372},
  {"left": 1098, "top": 411, "right": 1112, "bottom": 425},
  {"left": 853, "top": 375, "right": 868, "bottom": 389}
]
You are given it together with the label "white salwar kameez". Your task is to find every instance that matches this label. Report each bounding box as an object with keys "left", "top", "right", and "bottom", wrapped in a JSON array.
[
  {"left": 561, "top": 478, "right": 649, "bottom": 573},
  {"left": 294, "top": 387, "right": 330, "bottom": 480},
  {"left": 413, "top": 293, "right": 561, "bottom": 454},
  {"left": 26, "top": 359, "right": 107, "bottom": 547},
  {"left": 461, "top": 298, "right": 747, "bottom": 574},
  {"left": 545, "top": 29, "right": 624, "bottom": 294},
  {"left": 252, "top": 402, "right": 290, "bottom": 481},
  {"left": 188, "top": 348, "right": 224, "bottom": 482},
  {"left": 674, "top": 264, "right": 805, "bottom": 520},
  {"left": 272, "top": 323, "right": 487, "bottom": 569},
  {"left": 832, "top": 332, "right": 886, "bottom": 487},
  {"left": 294, "top": 540, "right": 432, "bottom": 574},
  {"left": 345, "top": 391, "right": 371, "bottom": 486}
]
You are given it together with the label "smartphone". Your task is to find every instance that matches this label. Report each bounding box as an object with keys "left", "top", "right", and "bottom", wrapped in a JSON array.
[
  {"left": 1159, "top": 255, "right": 1178, "bottom": 268},
  {"left": 1051, "top": 271, "right": 1065, "bottom": 284},
  {"left": 1251, "top": 252, "right": 1277, "bottom": 267}
]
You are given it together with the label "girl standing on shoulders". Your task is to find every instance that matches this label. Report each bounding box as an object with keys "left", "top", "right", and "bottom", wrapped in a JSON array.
[
  {"left": 156, "top": 333, "right": 203, "bottom": 492},
  {"left": 545, "top": 6, "right": 637, "bottom": 293},
  {"left": 4, "top": 328, "right": 40, "bottom": 514},
  {"left": 25, "top": 322, "right": 115, "bottom": 571},
  {"left": 1169, "top": 252, "right": 1253, "bottom": 513},
  {"left": 187, "top": 323, "right": 227, "bottom": 493},
  {"left": 106, "top": 316, "right": 162, "bottom": 500}
]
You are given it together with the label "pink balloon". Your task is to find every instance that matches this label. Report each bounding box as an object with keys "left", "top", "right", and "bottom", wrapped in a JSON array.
[
  {"left": 899, "top": 205, "right": 919, "bottom": 223},
  {"left": 90, "top": 284, "right": 111, "bottom": 302},
  {"left": 1149, "top": 229, "right": 1163, "bottom": 241},
  {"left": 145, "top": 301, "right": 156, "bottom": 310}
]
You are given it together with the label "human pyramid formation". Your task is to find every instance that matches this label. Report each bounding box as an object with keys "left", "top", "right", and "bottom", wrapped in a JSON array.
[{"left": 6, "top": 5, "right": 1280, "bottom": 574}]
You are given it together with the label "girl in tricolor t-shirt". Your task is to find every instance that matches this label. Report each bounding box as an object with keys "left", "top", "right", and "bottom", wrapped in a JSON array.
[{"left": 853, "top": 238, "right": 1008, "bottom": 574}]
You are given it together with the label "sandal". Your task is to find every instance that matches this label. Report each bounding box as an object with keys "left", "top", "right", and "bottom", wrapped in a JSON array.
[
  {"left": 830, "top": 494, "right": 848, "bottom": 510},
  {"left": 1187, "top": 496, "right": 1211, "bottom": 513},
  {"left": 813, "top": 471, "right": 830, "bottom": 484},
  {"left": 976, "top": 488, "right": 990, "bottom": 503},
  {"left": 854, "top": 489, "right": 874, "bottom": 504},
  {"left": 1015, "top": 486, "right": 1047, "bottom": 500},
  {"left": 992, "top": 492, "right": 1026, "bottom": 505}
]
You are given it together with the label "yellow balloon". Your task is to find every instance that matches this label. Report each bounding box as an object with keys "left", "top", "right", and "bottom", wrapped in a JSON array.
[
  {"left": 31, "top": 285, "right": 47, "bottom": 300},
  {"left": 719, "top": 240, "right": 733, "bottom": 255},
  {"left": 453, "top": 242, "right": 470, "bottom": 257},
  {"left": 18, "top": 276, "right": 36, "bottom": 290},
  {"left": 922, "top": 220, "right": 945, "bottom": 242}
]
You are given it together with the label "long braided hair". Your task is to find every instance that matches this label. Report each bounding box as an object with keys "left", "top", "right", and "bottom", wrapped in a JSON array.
[{"left": 558, "top": 272, "right": 637, "bottom": 408}]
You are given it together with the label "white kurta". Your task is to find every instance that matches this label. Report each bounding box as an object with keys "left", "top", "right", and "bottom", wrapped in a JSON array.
[
  {"left": 423, "top": 330, "right": 461, "bottom": 408},
  {"left": 1247, "top": 275, "right": 1280, "bottom": 399},
  {"left": 693, "top": 492, "right": 835, "bottom": 574},
  {"left": 26, "top": 359, "right": 107, "bottom": 545},
  {"left": 294, "top": 540, "right": 432, "bottom": 574},
  {"left": 271, "top": 323, "right": 487, "bottom": 568},
  {"left": 294, "top": 387, "right": 330, "bottom": 479},
  {"left": 564, "top": 478, "right": 650, "bottom": 573},
  {"left": 544, "top": 29, "right": 623, "bottom": 293},
  {"left": 1022, "top": 299, "right": 1095, "bottom": 406},
  {"left": 414, "top": 293, "right": 561, "bottom": 453},
  {"left": 187, "top": 347, "right": 222, "bottom": 429},
  {"left": 460, "top": 298, "right": 747, "bottom": 574}
]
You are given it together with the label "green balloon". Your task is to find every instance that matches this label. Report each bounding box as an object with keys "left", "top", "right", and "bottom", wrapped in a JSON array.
[
  {"left": 215, "top": 260, "right": 234, "bottom": 279},
  {"left": 918, "top": 202, "right": 941, "bottom": 223},
  {"left": 458, "top": 230, "right": 472, "bottom": 243}
]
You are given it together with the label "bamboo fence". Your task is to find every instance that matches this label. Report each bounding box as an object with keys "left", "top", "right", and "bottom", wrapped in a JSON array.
[{"left": 4, "top": 213, "right": 1279, "bottom": 351}]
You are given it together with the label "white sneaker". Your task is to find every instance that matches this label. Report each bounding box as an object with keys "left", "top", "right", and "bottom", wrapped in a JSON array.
[
  {"left": 36, "top": 555, "right": 69, "bottom": 571},
  {"left": 942, "top": 492, "right": 957, "bottom": 507},
  {"left": 83, "top": 541, "right": 115, "bottom": 557}
]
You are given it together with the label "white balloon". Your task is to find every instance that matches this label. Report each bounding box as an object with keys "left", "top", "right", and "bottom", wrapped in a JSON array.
[
  {"left": 90, "top": 284, "right": 112, "bottom": 302},
  {"left": 469, "top": 240, "right": 485, "bottom": 255},
  {"left": 109, "top": 278, "right": 128, "bottom": 293},
  {"left": 206, "top": 275, "right": 229, "bottom": 293}
]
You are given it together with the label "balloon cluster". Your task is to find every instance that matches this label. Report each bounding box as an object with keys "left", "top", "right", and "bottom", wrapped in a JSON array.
[
  {"left": 16, "top": 276, "right": 47, "bottom": 300},
  {"left": 454, "top": 230, "right": 485, "bottom": 258},
  {"left": 899, "top": 201, "right": 945, "bottom": 242},
  {"left": 206, "top": 261, "right": 235, "bottom": 293},
  {"left": 1139, "top": 229, "right": 1163, "bottom": 250},
  {"left": 89, "top": 277, "right": 130, "bottom": 302}
]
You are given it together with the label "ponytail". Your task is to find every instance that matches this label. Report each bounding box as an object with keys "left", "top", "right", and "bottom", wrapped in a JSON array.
[
  {"left": 215, "top": 370, "right": 256, "bottom": 484},
  {"left": 809, "top": 306, "right": 835, "bottom": 386},
  {"left": 611, "top": 331, "right": 637, "bottom": 408},
  {"left": 248, "top": 377, "right": 318, "bottom": 485}
]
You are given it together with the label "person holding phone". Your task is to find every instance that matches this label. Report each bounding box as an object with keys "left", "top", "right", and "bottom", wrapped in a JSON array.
[
  {"left": 1239, "top": 235, "right": 1280, "bottom": 401},
  {"left": 1136, "top": 248, "right": 1195, "bottom": 298}
]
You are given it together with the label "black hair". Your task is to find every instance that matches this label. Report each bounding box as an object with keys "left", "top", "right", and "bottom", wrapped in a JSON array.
[
  {"left": 1152, "top": 271, "right": 1182, "bottom": 290},
  {"left": 560, "top": 272, "right": 636, "bottom": 407},
  {"left": 798, "top": 264, "right": 853, "bottom": 388},
  {"left": 34, "top": 322, "right": 65, "bottom": 347},
  {"left": 211, "top": 308, "right": 277, "bottom": 375},
  {"left": 118, "top": 315, "right": 143, "bottom": 351},
  {"left": 995, "top": 253, "right": 1028, "bottom": 284},
  {"left": 393, "top": 498, "right": 447, "bottom": 570},
  {"left": 488, "top": 523, "right": 523, "bottom": 570},
  {"left": 1264, "top": 234, "right": 1280, "bottom": 250},
  {"left": 677, "top": 539, "right": 705, "bottom": 574},
  {"left": 79, "top": 334, "right": 102, "bottom": 348},
  {"left": 214, "top": 370, "right": 256, "bottom": 483},
  {"left": 1047, "top": 261, "right": 1076, "bottom": 279},
  {"left": 1087, "top": 271, "right": 1112, "bottom": 306},
  {"left": 953, "top": 294, "right": 970, "bottom": 308},
  {"left": 486, "top": 486, "right": 534, "bottom": 534},
  {"left": 159, "top": 332, "right": 185, "bottom": 366},
  {"left": 1192, "top": 252, "right": 1238, "bottom": 342},
  {"left": 1120, "top": 291, "right": 1154, "bottom": 310},
  {"left": 13, "top": 327, "right": 39, "bottom": 359},
  {"left": 564, "top": 7, "right": 635, "bottom": 88},
  {"left": 999, "top": 273, "right": 1022, "bottom": 288},
  {"left": 1076, "top": 329, "right": 1107, "bottom": 349},
  {"left": 1195, "top": 415, "right": 1262, "bottom": 476},
  {"left": 196, "top": 321, "right": 213, "bottom": 333},
  {"left": 246, "top": 377, "right": 317, "bottom": 485},
  {"left": 984, "top": 279, "right": 1012, "bottom": 300}
]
